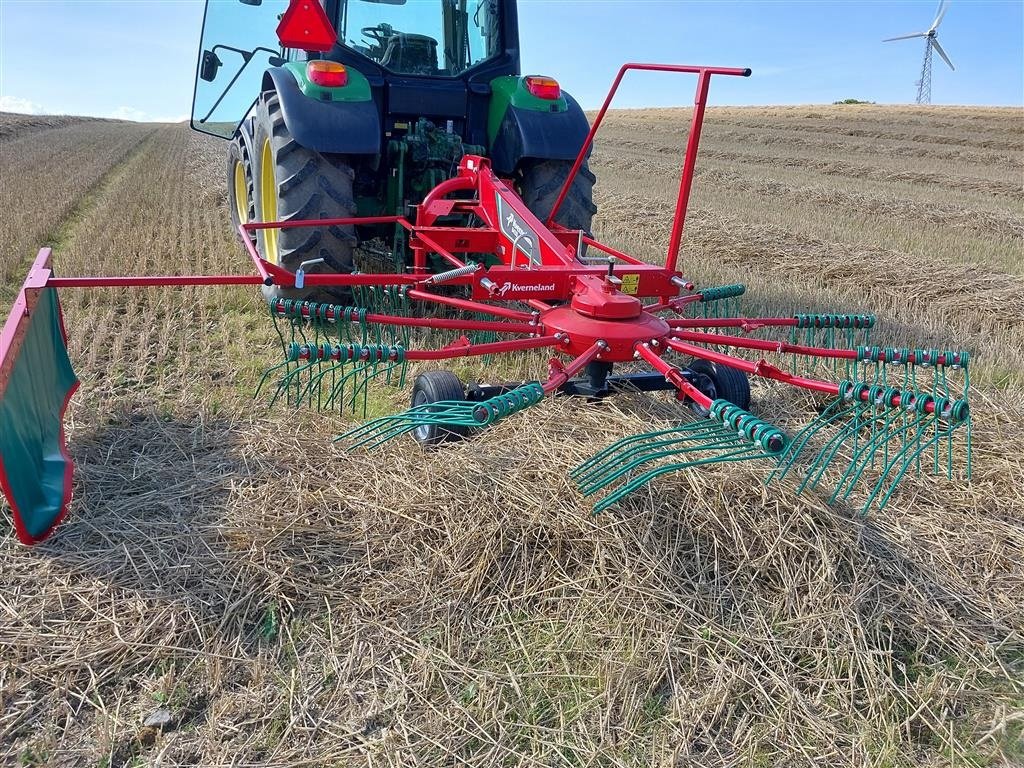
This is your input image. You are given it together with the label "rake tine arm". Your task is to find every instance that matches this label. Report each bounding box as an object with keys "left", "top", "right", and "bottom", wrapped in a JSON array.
[
  {"left": 668, "top": 338, "right": 971, "bottom": 423},
  {"left": 644, "top": 294, "right": 701, "bottom": 313},
  {"left": 673, "top": 330, "right": 968, "bottom": 368},
  {"left": 668, "top": 313, "right": 875, "bottom": 333},
  {"left": 406, "top": 289, "right": 537, "bottom": 322},
  {"left": 540, "top": 341, "right": 606, "bottom": 393},
  {"left": 634, "top": 340, "right": 714, "bottom": 409},
  {"left": 645, "top": 284, "right": 743, "bottom": 313},
  {"left": 405, "top": 336, "right": 561, "bottom": 362},
  {"left": 668, "top": 338, "right": 846, "bottom": 398},
  {"left": 269, "top": 299, "right": 537, "bottom": 335},
  {"left": 366, "top": 314, "right": 536, "bottom": 335}
]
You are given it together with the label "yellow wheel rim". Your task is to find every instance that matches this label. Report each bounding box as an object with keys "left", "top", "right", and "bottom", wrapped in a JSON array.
[
  {"left": 233, "top": 160, "right": 249, "bottom": 225},
  {"left": 260, "top": 138, "right": 279, "bottom": 265}
]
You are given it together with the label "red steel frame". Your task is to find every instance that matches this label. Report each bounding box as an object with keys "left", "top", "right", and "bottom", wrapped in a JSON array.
[
  {"left": 546, "top": 63, "right": 750, "bottom": 276},
  {"left": 6, "top": 62, "right": 906, "bottom": 416}
]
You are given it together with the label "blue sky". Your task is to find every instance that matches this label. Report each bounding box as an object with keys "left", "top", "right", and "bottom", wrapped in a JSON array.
[{"left": 0, "top": 0, "right": 1021, "bottom": 121}]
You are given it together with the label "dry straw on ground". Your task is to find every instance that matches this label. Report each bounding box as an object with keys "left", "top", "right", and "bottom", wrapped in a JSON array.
[{"left": 0, "top": 105, "right": 1022, "bottom": 766}]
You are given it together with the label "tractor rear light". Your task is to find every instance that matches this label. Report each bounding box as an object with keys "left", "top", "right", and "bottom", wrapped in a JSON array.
[
  {"left": 525, "top": 76, "right": 561, "bottom": 100},
  {"left": 307, "top": 60, "right": 348, "bottom": 88}
]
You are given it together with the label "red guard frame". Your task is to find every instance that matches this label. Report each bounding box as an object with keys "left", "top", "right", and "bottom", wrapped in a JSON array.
[{"left": 47, "top": 63, "right": 751, "bottom": 300}]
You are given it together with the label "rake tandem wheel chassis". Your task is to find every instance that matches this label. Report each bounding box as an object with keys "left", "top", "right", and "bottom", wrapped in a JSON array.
[{"left": 0, "top": 61, "right": 973, "bottom": 546}]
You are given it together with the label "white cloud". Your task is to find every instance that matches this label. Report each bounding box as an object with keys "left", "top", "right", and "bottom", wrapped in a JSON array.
[
  {"left": 108, "top": 105, "right": 188, "bottom": 123},
  {"left": 109, "top": 105, "right": 149, "bottom": 122},
  {"left": 0, "top": 95, "right": 48, "bottom": 115}
]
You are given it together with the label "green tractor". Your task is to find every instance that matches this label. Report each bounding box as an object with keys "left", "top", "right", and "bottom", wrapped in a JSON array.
[{"left": 191, "top": 0, "right": 597, "bottom": 299}]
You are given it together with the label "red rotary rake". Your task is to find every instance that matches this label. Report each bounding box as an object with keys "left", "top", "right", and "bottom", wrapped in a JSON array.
[{"left": 0, "top": 64, "right": 971, "bottom": 545}]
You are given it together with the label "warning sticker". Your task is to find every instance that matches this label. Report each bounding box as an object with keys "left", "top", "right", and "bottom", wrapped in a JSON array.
[
  {"left": 495, "top": 192, "right": 539, "bottom": 265},
  {"left": 620, "top": 273, "right": 640, "bottom": 295}
]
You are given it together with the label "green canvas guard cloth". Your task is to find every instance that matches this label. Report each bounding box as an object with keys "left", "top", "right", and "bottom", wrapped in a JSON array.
[{"left": 0, "top": 287, "right": 79, "bottom": 544}]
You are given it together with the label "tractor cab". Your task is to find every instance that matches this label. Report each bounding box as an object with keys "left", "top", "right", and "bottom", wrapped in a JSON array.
[
  {"left": 191, "top": 0, "right": 594, "bottom": 295},
  {"left": 192, "top": 0, "right": 519, "bottom": 142},
  {"left": 340, "top": 0, "right": 502, "bottom": 77}
]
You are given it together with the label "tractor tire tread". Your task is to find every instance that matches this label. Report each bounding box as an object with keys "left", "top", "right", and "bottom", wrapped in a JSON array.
[
  {"left": 226, "top": 135, "right": 255, "bottom": 246},
  {"left": 518, "top": 159, "right": 598, "bottom": 238},
  {"left": 253, "top": 90, "right": 356, "bottom": 303}
]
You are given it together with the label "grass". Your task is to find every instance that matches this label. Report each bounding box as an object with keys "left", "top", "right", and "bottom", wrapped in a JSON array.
[{"left": 0, "top": 104, "right": 1022, "bottom": 766}]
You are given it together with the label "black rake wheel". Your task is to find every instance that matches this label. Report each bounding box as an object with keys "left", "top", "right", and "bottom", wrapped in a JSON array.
[
  {"left": 252, "top": 90, "right": 357, "bottom": 304},
  {"left": 410, "top": 370, "right": 469, "bottom": 447},
  {"left": 686, "top": 358, "right": 751, "bottom": 414}
]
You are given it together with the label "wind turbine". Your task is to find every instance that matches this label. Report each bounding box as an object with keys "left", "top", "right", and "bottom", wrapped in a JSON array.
[{"left": 884, "top": 0, "right": 955, "bottom": 105}]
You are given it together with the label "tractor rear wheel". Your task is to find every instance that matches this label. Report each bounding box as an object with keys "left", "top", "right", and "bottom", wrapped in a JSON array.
[
  {"left": 252, "top": 91, "right": 357, "bottom": 304},
  {"left": 686, "top": 359, "right": 751, "bottom": 413},
  {"left": 517, "top": 159, "right": 597, "bottom": 239},
  {"left": 227, "top": 135, "right": 255, "bottom": 246},
  {"left": 410, "top": 370, "right": 468, "bottom": 447}
]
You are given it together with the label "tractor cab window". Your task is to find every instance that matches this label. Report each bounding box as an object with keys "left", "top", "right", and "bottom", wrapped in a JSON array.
[
  {"left": 340, "top": 0, "right": 499, "bottom": 77},
  {"left": 192, "top": 0, "right": 288, "bottom": 139}
]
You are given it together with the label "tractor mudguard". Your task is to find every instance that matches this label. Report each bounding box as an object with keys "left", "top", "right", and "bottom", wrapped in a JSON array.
[
  {"left": 262, "top": 67, "right": 380, "bottom": 156},
  {"left": 488, "top": 88, "right": 590, "bottom": 175}
]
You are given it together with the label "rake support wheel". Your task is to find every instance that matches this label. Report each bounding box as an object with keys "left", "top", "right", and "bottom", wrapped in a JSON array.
[
  {"left": 253, "top": 90, "right": 357, "bottom": 303},
  {"left": 410, "top": 371, "right": 469, "bottom": 447},
  {"left": 686, "top": 358, "right": 751, "bottom": 412}
]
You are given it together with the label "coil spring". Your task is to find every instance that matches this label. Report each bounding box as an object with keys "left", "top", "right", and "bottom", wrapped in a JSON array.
[
  {"left": 699, "top": 284, "right": 746, "bottom": 303},
  {"left": 287, "top": 343, "right": 406, "bottom": 363},
  {"left": 472, "top": 382, "right": 545, "bottom": 425},
  {"left": 855, "top": 346, "right": 969, "bottom": 369},
  {"left": 270, "top": 298, "right": 370, "bottom": 326},
  {"left": 837, "top": 380, "right": 969, "bottom": 423},
  {"left": 426, "top": 263, "right": 480, "bottom": 285},
  {"left": 793, "top": 313, "right": 876, "bottom": 329},
  {"left": 710, "top": 400, "right": 787, "bottom": 453}
]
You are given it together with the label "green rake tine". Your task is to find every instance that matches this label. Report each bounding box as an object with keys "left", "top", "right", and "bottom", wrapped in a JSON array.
[
  {"left": 256, "top": 342, "right": 309, "bottom": 402},
  {"left": 255, "top": 357, "right": 293, "bottom": 399},
  {"left": 574, "top": 421, "right": 728, "bottom": 489},
  {"left": 575, "top": 422, "right": 729, "bottom": 488},
  {"left": 340, "top": 401, "right": 477, "bottom": 450},
  {"left": 836, "top": 414, "right": 933, "bottom": 506},
  {"left": 350, "top": 357, "right": 403, "bottom": 415},
  {"left": 592, "top": 446, "right": 773, "bottom": 515},
  {"left": 324, "top": 360, "right": 366, "bottom": 411},
  {"left": 830, "top": 410, "right": 930, "bottom": 502},
  {"left": 570, "top": 420, "right": 721, "bottom": 480},
  {"left": 276, "top": 354, "right": 327, "bottom": 408},
  {"left": 578, "top": 400, "right": 787, "bottom": 512},
  {"left": 337, "top": 382, "right": 546, "bottom": 451},
  {"left": 866, "top": 420, "right": 965, "bottom": 513},
  {"left": 769, "top": 397, "right": 854, "bottom": 484},
  {"left": 579, "top": 431, "right": 744, "bottom": 497},
  {"left": 794, "top": 387, "right": 903, "bottom": 495},
  {"left": 793, "top": 408, "right": 869, "bottom": 496},
  {"left": 297, "top": 356, "right": 349, "bottom": 410}
]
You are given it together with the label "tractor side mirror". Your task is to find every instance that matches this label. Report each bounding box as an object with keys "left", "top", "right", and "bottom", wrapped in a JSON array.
[
  {"left": 269, "top": 56, "right": 286, "bottom": 67},
  {"left": 199, "top": 50, "right": 223, "bottom": 82}
]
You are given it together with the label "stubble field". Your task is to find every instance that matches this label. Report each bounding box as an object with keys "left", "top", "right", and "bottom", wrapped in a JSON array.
[{"left": 0, "top": 104, "right": 1022, "bottom": 767}]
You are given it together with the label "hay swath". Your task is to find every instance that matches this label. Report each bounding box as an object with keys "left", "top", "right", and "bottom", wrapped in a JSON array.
[{"left": 0, "top": 65, "right": 971, "bottom": 544}]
